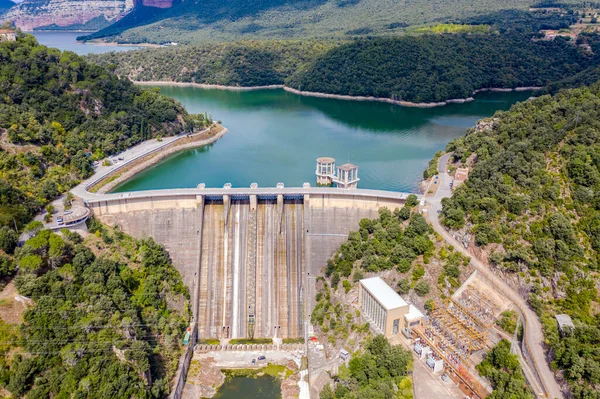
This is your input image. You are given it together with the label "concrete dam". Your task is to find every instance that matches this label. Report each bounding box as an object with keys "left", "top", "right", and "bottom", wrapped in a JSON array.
[{"left": 85, "top": 187, "right": 413, "bottom": 339}]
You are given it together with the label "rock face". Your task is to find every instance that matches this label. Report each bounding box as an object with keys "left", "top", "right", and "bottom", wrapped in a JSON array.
[{"left": 1, "top": 0, "right": 172, "bottom": 31}]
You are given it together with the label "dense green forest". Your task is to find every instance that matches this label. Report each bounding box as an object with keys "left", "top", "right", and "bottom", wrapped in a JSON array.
[
  {"left": 439, "top": 81, "right": 600, "bottom": 398},
  {"left": 91, "top": 29, "right": 600, "bottom": 103},
  {"left": 80, "top": 0, "right": 537, "bottom": 44},
  {"left": 0, "top": 222, "right": 189, "bottom": 398},
  {"left": 319, "top": 335, "right": 413, "bottom": 399},
  {"left": 89, "top": 40, "right": 338, "bottom": 87},
  {"left": 287, "top": 33, "right": 598, "bottom": 103},
  {"left": 0, "top": 34, "right": 207, "bottom": 229},
  {"left": 476, "top": 340, "right": 533, "bottom": 399}
]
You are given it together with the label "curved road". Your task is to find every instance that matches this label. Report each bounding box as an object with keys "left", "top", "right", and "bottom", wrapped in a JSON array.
[{"left": 427, "top": 153, "right": 563, "bottom": 399}]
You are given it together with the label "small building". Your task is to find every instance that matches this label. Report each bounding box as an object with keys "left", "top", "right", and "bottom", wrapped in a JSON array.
[
  {"left": 333, "top": 163, "right": 359, "bottom": 189},
  {"left": 0, "top": 29, "right": 16, "bottom": 42},
  {"left": 358, "top": 277, "right": 424, "bottom": 338},
  {"left": 316, "top": 157, "right": 336, "bottom": 186},
  {"left": 339, "top": 349, "right": 350, "bottom": 362},
  {"left": 426, "top": 353, "right": 444, "bottom": 373},
  {"left": 556, "top": 314, "right": 575, "bottom": 336}
]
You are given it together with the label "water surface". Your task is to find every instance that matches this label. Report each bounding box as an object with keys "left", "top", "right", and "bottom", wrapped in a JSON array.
[
  {"left": 213, "top": 376, "right": 281, "bottom": 399},
  {"left": 114, "top": 87, "right": 531, "bottom": 192},
  {"left": 32, "top": 31, "right": 142, "bottom": 54}
]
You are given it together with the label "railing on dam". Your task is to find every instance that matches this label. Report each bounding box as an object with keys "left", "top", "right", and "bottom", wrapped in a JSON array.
[{"left": 80, "top": 183, "right": 419, "bottom": 205}]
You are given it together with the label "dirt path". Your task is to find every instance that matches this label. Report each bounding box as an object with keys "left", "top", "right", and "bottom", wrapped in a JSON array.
[
  {"left": 0, "top": 282, "right": 32, "bottom": 324},
  {"left": 426, "top": 152, "right": 564, "bottom": 399}
]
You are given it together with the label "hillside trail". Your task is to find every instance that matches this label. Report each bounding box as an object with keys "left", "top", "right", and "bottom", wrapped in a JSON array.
[{"left": 425, "top": 152, "right": 564, "bottom": 399}]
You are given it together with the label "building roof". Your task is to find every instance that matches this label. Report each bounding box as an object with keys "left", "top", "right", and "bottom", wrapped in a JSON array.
[
  {"left": 556, "top": 314, "right": 574, "bottom": 330},
  {"left": 63, "top": 206, "right": 90, "bottom": 224},
  {"left": 338, "top": 163, "right": 358, "bottom": 171},
  {"left": 405, "top": 305, "right": 424, "bottom": 321},
  {"left": 317, "top": 157, "right": 335, "bottom": 164},
  {"left": 360, "top": 277, "right": 407, "bottom": 310},
  {"left": 0, "top": 29, "right": 14, "bottom": 34}
]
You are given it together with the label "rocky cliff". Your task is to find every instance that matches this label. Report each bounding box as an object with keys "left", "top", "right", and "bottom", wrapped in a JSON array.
[{"left": 1, "top": 0, "right": 172, "bottom": 31}]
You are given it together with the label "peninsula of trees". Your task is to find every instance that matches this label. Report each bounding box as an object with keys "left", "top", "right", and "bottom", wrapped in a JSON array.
[{"left": 91, "top": 16, "right": 600, "bottom": 104}]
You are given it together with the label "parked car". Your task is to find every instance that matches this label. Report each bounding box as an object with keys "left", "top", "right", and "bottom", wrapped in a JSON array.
[
  {"left": 257, "top": 355, "right": 266, "bottom": 361},
  {"left": 57, "top": 217, "right": 63, "bottom": 222}
]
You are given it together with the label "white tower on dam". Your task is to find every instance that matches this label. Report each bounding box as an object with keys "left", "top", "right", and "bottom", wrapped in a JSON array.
[
  {"left": 316, "top": 157, "right": 335, "bottom": 186},
  {"left": 333, "top": 163, "right": 359, "bottom": 189}
]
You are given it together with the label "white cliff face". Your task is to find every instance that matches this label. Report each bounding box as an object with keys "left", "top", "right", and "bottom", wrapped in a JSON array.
[{"left": 2, "top": 0, "right": 134, "bottom": 30}]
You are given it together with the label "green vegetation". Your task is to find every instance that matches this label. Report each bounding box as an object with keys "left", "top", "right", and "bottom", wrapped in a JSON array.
[
  {"left": 80, "top": 0, "right": 537, "bottom": 44},
  {"left": 0, "top": 223, "right": 189, "bottom": 398},
  {"left": 408, "top": 23, "right": 490, "bottom": 34},
  {"left": 423, "top": 151, "right": 442, "bottom": 180},
  {"left": 198, "top": 338, "right": 220, "bottom": 345},
  {"left": 282, "top": 337, "right": 305, "bottom": 344},
  {"left": 89, "top": 40, "right": 338, "bottom": 87},
  {"left": 94, "top": 30, "right": 600, "bottom": 104},
  {"left": 496, "top": 310, "right": 519, "bottom": 334},
  {"left": 287, "top": 33, "right": 598, "bottom": 103},
  {"left": 228, "top": 338, "right": 272, "bottom": 345},
  {"left": 224, "top": 364, "right": 292, "bottom": 379},
  {"left": 439, "top": 81, "right": 600, "bottom": 397},
  {"left": 320, "top": 335, "right": 413, "bottom": 399},
  {"left": 476, "top": 340, "right": 533, "bottom": 399},
  {"left": 0, "top": 34, "right": 208, "bottom": 229}
]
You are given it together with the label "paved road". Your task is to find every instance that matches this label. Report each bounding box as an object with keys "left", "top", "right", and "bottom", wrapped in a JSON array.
[{"left": 427, "top": 153, "right": 563, "bottom": 399}]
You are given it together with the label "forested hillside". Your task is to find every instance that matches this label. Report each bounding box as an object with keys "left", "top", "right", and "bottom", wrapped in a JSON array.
[
  {"left": 0, "top": 34, "right": 206, "bottom": 229},
  {"left": 92, "top": 32, "right": 600, "bottom": 103},
  {"left": 80, "top": 0, "right": 538, "bottom": 44},
  {"left": 287, "top": 33, "right": 597, "bottom": 103},
  {"left": 439, "top": 82, "right": 600, "bottom": 398},
  {"left": 0, "top": 223, "right": 189, "bottom": 397},
  {"left": 89, "top": 40, "right": 338, "bottom": 87}
]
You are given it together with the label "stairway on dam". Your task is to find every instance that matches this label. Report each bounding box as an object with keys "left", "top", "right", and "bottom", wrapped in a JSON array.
[{"left": 198, "top": 198, "right": 304, "bottom": 339}]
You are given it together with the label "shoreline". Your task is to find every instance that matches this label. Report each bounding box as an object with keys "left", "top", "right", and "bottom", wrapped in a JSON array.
[
  {"left": 135, "top": 81, "right": 542, "bottom": 107},
  {"left": 135, "top": 81, "right": 284, "bottom": 91},
  {"left": 86, "top": 125, "right": 227, "bottom": 194}
]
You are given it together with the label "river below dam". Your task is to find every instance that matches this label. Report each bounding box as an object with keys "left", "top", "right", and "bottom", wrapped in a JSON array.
[{"left": 113, "top": 87, "right": 531, "bottom": 192}]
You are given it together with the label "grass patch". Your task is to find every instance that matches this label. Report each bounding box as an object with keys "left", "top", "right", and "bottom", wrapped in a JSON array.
[
  {"left": 282, "top": 337, "right": 305, "bottom": 344},
  {"left": 229, "top": 338, "right": 272, "bottom": 345},
  {"left": 496, "top": 310, "right": 518, "bottom": 334},
  {"left": 199, "top": 338, "right": 220, "bottom": 345},
  {"left": 223, "top": 363, "right": 293, "bottom": 379}
]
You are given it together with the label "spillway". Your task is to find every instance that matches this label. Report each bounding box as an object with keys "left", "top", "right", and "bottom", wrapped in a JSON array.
[
  {"left": 88, "top": 188, "right": 409, "bottom": 340},
  {"left": 197, "top": 197, "right": 304, "bottom": 339}
]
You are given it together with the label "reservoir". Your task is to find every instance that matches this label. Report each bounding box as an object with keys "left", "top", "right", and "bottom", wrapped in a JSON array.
[
  {"left": 113, "top": 87, "right": 531, "bottom": 192},
  {"left": 32, "top": 31, "right": 142, "bottom": 55},
  {"left": 213, "top": 375, "right": 281, "bottom": 399}
]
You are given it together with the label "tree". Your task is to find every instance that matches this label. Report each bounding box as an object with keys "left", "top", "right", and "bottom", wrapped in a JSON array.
[
  {"left": 23, "top": 221, "right": 43, "bottom": 237},
  {"left": 405, "top": 194, "right": 419, "bottom": 208},
  {"left": 0, "top": 226, "right": 18, "bottom": 254},
  {"left": 397, "top": 278, "right": 410, "bottom": 295},
  {"left": 414, "top": 280, "right": 430, "bottom": 296}
]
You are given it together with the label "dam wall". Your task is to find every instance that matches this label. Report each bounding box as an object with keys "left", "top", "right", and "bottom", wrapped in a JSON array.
[{"left": 87, "top": 187, "right": 413, "bottom": 339}]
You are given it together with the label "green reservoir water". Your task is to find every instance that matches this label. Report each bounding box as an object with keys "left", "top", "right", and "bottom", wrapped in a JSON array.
[
  {"left": 212, "top": 376, "right": 281, "bottom": 399},
  {"left": 114, "top": 87, "right": 532, "bottom": 193}
]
